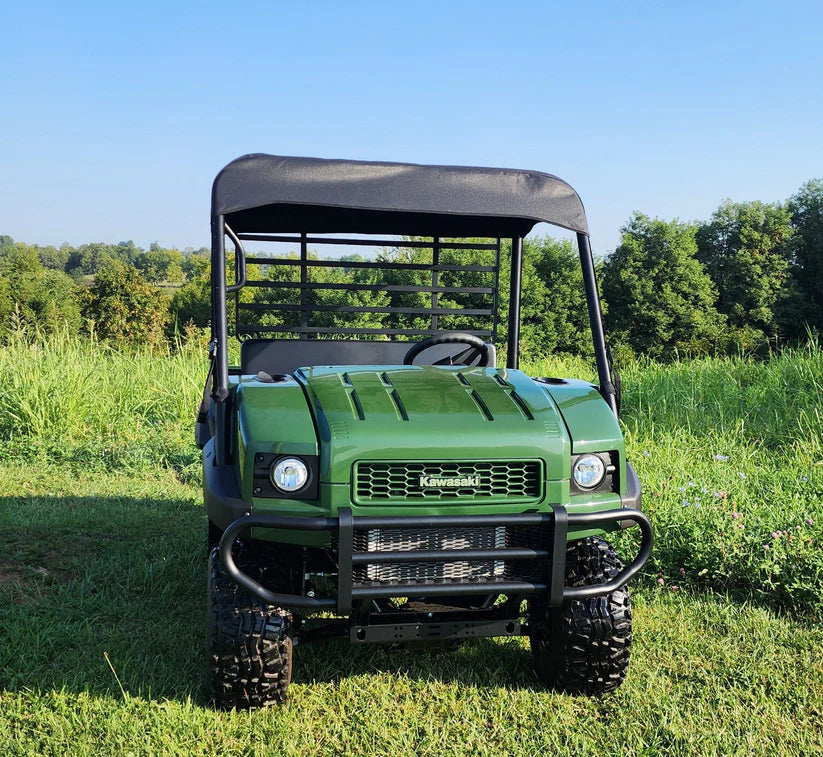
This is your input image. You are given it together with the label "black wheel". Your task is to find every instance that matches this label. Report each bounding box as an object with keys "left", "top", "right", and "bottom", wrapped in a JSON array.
[
  {"left": 528, "top": 537, "right": 631, "bottom": 695},
  {"left": 207, "top": 548, "right": 293, "bottom": 709}
]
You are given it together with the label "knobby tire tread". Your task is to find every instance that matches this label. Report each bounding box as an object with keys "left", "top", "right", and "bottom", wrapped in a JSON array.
[
  {"left": 530, "top": 536, "right": 632, "bottom": 695},
  {"left": 207, "top": 548, "right": 293, "bottom": 710}
]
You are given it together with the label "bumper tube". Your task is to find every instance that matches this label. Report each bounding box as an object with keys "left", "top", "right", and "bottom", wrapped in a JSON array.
[{"left": 217, "top": 507, "right": 653, "bottom": 613}]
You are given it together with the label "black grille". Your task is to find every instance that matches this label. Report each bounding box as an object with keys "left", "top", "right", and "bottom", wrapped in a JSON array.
[
  {"left": 352, "top": 524, "right": 550, "bottom": 585},
  {"left": 353, "top": 461, "right": 542, "bottom": 503}
]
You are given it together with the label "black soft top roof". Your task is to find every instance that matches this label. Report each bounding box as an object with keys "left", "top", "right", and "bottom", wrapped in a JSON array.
[{"left": 212, "top": 154, "right": 589, "bottom": 237}]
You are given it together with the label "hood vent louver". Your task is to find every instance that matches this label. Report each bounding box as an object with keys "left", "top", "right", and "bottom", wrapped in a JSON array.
[
  {"left": 492, "top": 372, "right": 534, "bottom": 421},
  {"left": 339, "top": 373, "right": 366, "bottom": 420},
  {"left": 455, "top": 372, "right": 494, "bottom": 421}
]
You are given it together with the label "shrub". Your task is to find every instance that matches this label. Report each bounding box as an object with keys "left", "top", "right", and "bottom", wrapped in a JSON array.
[{"left": 82, "top": 261, "right": 169, "bottom": 346}]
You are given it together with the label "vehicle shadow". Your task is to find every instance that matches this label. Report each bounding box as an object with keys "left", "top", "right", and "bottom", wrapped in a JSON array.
[
  {"left": 291, "top": 634, "right": 541, "bottom": 692},
  {"left": 0, "top": 494, "right": 546, "bottom": 705},
  {"left": 0, "top": 493, "right": 207, "bottom": 703}
]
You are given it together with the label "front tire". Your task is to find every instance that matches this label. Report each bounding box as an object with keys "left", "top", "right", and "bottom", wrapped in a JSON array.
[
  {"left": 207, "top": 548, "right": 293, "bottom": 709},
  {"left": 529, "top": 537, "right": 632, "bottom": 695}
]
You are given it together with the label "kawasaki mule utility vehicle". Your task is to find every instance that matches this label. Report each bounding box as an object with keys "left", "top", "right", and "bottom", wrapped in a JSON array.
[{"left": 199, "top": 154, "right": 653, "bottom": 709}]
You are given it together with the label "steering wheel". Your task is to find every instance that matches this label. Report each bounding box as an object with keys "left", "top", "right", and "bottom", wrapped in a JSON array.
[{"left": 403, "top": 332, "right": 492, "bottom": 367}]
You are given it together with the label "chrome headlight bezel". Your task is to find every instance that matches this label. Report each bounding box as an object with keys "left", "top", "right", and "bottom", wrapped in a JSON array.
[
  {"left": 571, "top": 453, "right": 608, "bottom": 491},
  {"left": 270, "top": 456, "right": 310, "bottom": 493}
]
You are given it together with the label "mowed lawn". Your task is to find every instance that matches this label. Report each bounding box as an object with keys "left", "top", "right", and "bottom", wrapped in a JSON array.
[{"left": 1, "top": 338, "right": 822, "bottom": 756}]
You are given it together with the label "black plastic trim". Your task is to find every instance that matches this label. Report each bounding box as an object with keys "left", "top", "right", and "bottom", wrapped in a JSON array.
[
  {"left": 350, "top": 619, "right": 521, "bottom": 643},
  {"left": 203, "top": 438, "right": 250, "bottom": 530},
  {"left": 251, "top": 453, "right": 319, "bottom": 500},
  {"left": 622, "top": 461, "right": 642, "bottom": 510}
]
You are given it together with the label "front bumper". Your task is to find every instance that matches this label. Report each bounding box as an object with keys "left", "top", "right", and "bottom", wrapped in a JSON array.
[{"left": 217, "top": 507, "right": 653, "bottom": 613}]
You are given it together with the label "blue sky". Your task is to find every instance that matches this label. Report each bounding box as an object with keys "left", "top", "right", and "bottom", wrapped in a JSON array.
[{"left": 1, "top": 1, "right": 821, "bottom": 255}]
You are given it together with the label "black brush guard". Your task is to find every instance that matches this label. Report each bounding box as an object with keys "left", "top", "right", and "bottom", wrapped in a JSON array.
[{"left": 217, "top": 507, "right": 653, "bottom": 613}]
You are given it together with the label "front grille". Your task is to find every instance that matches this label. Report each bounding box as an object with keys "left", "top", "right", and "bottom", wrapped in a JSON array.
[
  {"left": 353, "top": 460, "right": 542, "bottom": 504},
  {"left": 352, "top": 524, "right": 550, "bottom": 585}
]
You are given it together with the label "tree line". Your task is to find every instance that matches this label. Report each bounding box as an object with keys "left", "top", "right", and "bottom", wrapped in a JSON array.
[
  {"left": 0, "top": 177, "right": 820, "bottom": 360},
  {"left": 601, "top": 179, "right": 823, "bottom": 359},
  {"left": 0, "top": 237, "right": 208, "bottom": 347}
]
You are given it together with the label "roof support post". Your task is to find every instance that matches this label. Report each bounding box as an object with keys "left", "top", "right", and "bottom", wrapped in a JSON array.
[
  {"left": 507, "top": 236, "right": 523, "bottom": 369},
  {"left": 577, "top": 233, "right": 617, "bottom": 416},
  {"left": 431, "top": 237, "right": 440, "bottom": 332},
  {"left": 299, "top": 233, "right": 308, "bottom": 333},
  {"left": 211, "top": 214, "right": 230, "bottom": 464}
]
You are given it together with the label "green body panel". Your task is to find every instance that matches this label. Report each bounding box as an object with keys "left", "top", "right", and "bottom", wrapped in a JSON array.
[
  {"left": 539, "top": 380, "right": 627, "bottom": 496},
  {"left": 294, "top": 366, "right": 570, "bottom": 484},
  {"left": 226, "top": 364, "right": 626, "bottom": 545},
  {"left": 234, "top": 376, "right": 318, "bottom": 502}
]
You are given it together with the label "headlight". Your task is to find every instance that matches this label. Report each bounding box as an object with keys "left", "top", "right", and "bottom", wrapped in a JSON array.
[
  {"left": 572, "top": 454, "right": 606, "bottom": 490},
  {"left": 270, "top": 457, "right": 309, "bottom": 492}
]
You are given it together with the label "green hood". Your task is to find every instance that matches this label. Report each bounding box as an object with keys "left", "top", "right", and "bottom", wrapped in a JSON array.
[{"left": 295, "top": 365, "right": 571, "bottom": 483}]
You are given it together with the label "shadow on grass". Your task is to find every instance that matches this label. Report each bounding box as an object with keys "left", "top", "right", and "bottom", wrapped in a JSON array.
[
  {"left": 0, "top": 493, "right": 207, "bottom": 703},
  {"left": 0, "top": 494, "right": 554, "bottom": 705}
]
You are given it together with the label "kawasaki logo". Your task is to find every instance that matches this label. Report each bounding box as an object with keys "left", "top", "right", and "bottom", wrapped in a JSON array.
[{"left": 419, "top": 475, "right": 481, "bottom": 488}]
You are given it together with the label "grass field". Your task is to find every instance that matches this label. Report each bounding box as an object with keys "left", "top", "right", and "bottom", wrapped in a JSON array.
[{"left": 1, "top": 335, "right": 822, "bottom": 755}]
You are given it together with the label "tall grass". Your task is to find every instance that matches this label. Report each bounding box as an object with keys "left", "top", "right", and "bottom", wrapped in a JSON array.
[
  {"left": 0, "top": 331, "right": 204, "bottom": 473},
  {"left": 617, "top": 344, "right": 823, "bottom": 617},
  {"left": 530, "top": 345, "right": 823, "bottom": 615},
  {"left": 620, "top": 341, "right": 823, "bottom": 454}
]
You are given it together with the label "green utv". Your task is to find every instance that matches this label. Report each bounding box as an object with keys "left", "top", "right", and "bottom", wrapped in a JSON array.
[{"left": 197, "top": 154, "right": 653, "bottom": 709}]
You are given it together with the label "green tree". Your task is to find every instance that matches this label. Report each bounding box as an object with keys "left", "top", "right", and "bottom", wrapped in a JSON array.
[
  {"left": 82, "top": 261, "right": 168, "bottom": 346},
  {"left": 522, "top": 237, "right": 592, "bottom": 358},
  {"left": 307, "top": 257, "right": 391, "bottom": 332},
  {"left": 137, "top": 242, "right": 186, "bottom": 283},
  {"left": 376, "top": 238, "right": 503, "bottom": 338},
  {"left": 29, "top": 268, "right": 82, "bottom": 334},
  {"left": 171, "top": 256, "right": 211, "bottom": 329},
  {"left": 182, "top": 247, "right": 210, "bottom": 280},
  {"left": 438, "top": 241, "right": 498, "bottom": 335},
  {"left": 378, "top": 236, "right": 588, "bottom": 358},
  {"left": 0, "top": 274, "right": 11, "bottom": 338},
  {"left": 67, "top": 242, "right": 117, "bottom": 277},
  {"left": 245, "top": 250, "right": 390, "bottom": 335},
  {"left": 36, "top": 244, "right": 69, "bottom": 270},
  {"left": 0, "top": 242, "right": 41, "bottom": 307},
  {"left": 378, "top": 244, "right": 431, "bottom": 334},
  {"left": 696, "top": 200, "right": 793, "bottom": 346},
  {"left": 0, "top": 242, "right": 82, "bottom": 337},
  {"left": 113, "top": 240, "right": 142, "bottom": 266},
  {"left": 600, "top": 214, "right": 723, "bottom": 359},
  {"left": 783, "top": 179, "right": 823, "bottom": 336}
]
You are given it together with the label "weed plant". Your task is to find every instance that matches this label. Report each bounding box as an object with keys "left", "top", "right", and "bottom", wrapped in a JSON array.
[{"left": 618, "top": 345, "right": 823, "bottom": 618}]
